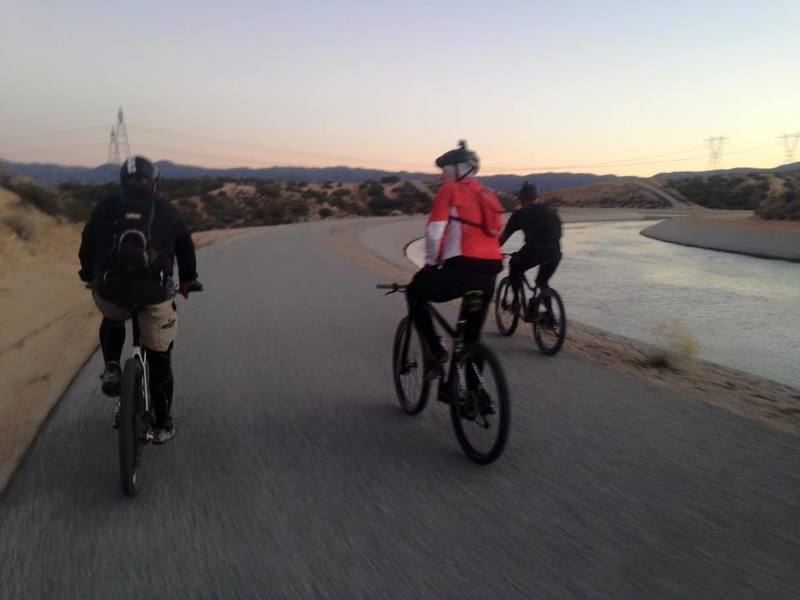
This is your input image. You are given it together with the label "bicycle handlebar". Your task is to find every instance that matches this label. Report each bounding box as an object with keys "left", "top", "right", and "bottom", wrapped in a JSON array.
[{"left": 376, "top": 283, "right": 408, "bottom": 295}]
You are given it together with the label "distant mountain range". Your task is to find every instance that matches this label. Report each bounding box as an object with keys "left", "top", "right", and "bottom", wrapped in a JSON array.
[
  {"left": 2, "top": 157, "right": 798, "bottom": 192},
  {"left": 0, "top": 159, "right": 617, "bottom": 193}
]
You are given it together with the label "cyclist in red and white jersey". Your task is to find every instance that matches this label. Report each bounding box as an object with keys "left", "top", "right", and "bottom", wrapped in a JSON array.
[{"left": 407, "top": 140, "right": 504, "bottom": 379}]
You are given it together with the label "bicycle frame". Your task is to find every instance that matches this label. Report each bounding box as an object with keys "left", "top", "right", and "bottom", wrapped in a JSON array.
[
  {"left": 403, "top": 298, "right": 484, "bottom": 404},
  {"left": 508, "top": 273, "right": 539, "bottom": 321},
  {"left": 130, "top": 311, "right": 150, "bottom": 415}
]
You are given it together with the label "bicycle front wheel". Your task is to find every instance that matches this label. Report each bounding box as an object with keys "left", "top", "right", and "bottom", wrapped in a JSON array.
[
  {"left": 532, "top": 288, "right": 567, "bottom": 356},
  {"left": 119, "top": 357, "right": 144, "bottom": 497},
  {"left": 494, "top": 277, "right": 519, "bottom": 336},
  {"left": 392, "top": 317, "right": 430, "bottom": 415},
  {"left": 449, "top": 344, "right": 510, "bottom": 464}
]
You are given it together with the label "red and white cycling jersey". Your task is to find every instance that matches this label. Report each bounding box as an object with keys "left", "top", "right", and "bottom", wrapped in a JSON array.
[{"left": 425, "top": 178, "right": 503, "bottom": 266}]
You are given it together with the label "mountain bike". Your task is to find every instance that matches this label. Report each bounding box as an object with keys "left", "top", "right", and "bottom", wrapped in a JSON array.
[
  {"left": 377, "top": 283, "right": 510, "bottom": 464},
  {"left": 494, "top": 254, "right": 566, "bottom": 355},
  {"left": 118, "top": 282, "right": 202, "bottom": 497}
]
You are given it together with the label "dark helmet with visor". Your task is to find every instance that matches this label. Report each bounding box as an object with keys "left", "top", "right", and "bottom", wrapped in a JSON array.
[{"left": 119, "top": 156, "right": 159, "bottom": 199}]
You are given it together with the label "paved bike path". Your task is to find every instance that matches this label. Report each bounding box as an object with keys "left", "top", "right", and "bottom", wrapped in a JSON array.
[{"left": 0, "top": 218, "right": 798, "bottom": 599}]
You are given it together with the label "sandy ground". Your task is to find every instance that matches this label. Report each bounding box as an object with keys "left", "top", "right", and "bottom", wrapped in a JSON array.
[
  {"left": 642, "top": 212, "right": 800, "bottom": 261},
  {"left": 0, "top": 186, "right": 266, "bottom": 490},
  {"left": 329, "top": 218, "right": 800, "bottom": 435}
]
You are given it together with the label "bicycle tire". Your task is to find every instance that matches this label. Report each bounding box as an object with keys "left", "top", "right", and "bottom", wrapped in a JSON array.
[
  {"left": 392, "top": 317, "right": 430, "bottom": 415},
  {"left": 532, "top": 288, "right": 567, "bottom": 356},
  {"left": 119, "top": 357, "right": 143, "bottom": 497},
  {"left": 494, "top": 277, "right": 519, "bottom": 337},
  {"left": 449, "top": 344, "right": 510, "bottom": 464}
]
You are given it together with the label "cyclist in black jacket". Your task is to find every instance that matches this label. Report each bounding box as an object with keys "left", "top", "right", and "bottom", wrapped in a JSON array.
[
  {"left": 79, "top": 156, "right": 200, "bottom": 443},
  {"left": 499, "top": 181, "right": 562, "bottom": 293}
]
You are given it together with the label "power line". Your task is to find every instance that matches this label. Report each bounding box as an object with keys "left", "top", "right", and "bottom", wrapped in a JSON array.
[
  {"left": 134, "top": 126, "right": 434, "bottom": 169},
  {"left": 0, "top": 127, "right": 107, "bottom": 147}
]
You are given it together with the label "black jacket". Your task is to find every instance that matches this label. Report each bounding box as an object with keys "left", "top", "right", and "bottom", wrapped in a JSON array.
[
  {"left": 499, "top": 203, "right": 562, "bottom": 250},
  {"left": 79, "top": 194, "right": 198, "bottom": 305}
]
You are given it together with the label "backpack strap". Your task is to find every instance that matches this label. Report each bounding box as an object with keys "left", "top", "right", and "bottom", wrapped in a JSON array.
[{"left": 448, "top": 189, "right": 501, "bottom": 237}]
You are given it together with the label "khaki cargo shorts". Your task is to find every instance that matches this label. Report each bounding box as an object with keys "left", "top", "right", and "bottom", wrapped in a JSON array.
[{"left": 92, "top": 293, "right": 178, "bottom": 352}]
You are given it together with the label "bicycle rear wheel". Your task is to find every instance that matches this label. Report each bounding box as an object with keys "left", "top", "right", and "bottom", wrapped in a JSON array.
[
  {"left": 532, "top": 288, "right": 567, "bottom": 356},
  {"left": 494, "top": 277, "right": 519, "bottom": 336},
  {"left": 119, "top": 357, "right": 144, "bottom": 497},
  {"left": 392, "top": 317, "right": 430, "bottom": 415},
  {"left": 449, "top": 344, "right": 510, "bottom": 464}
]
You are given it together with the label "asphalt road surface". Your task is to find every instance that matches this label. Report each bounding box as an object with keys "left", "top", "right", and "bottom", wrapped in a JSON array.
[{"left": 1, "top": 218, "right": 798, "bottom": 599}]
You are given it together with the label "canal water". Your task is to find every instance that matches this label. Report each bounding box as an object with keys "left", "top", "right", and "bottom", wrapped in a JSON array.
[{"left": 406, "top": 221, "right": 800, "bottom": 388}]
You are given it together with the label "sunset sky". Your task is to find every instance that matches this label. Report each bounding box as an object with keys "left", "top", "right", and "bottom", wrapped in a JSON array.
[{"left": 1, "top": 0, "right": 798, "bottom": 176}]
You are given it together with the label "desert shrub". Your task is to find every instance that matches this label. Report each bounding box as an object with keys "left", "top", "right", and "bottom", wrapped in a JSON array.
[
  {"left": 367, "top": 193, "right": 403, "bottom": 216},
  {"left": 59, "top": 182, "right": 118, "bottom": 222},
  {"left": 339, "top": 200, "right": 368, "bottom": 216},
  {"left": 322, "top": 181, "right": 333, "bottom": 189},
  {"left": 288, "top": 198, "right": 311, "bottom": 221},
  {"left": 256, "top": 182, "right": 282, "bottom": 199},
  {"left": 2, "top": 209, "right": 40, "bottom": 240},
  {"left": 758, "top": 188, "right": 800, "bottom": 220},
  {"left": 5, "top": 180, "right": 61, "bottom": 215},
  {"left": 644, "top": 322, "right": 701, "bottom": 371},
  {"left": 175, "top": 201, "right": 202, "bottom": 231},
  {"left": 331, "top": 188, "right": 351, "bottom": 199},
  {"left": 159, "top": 177, "right": 221, "bottom": 200},
  {"left": 319, "top": 207, "right": 333, "bottom": 219},
  {"left": 365, "top": 183, "right": 385, "bottom": 197},
  {"left": 393, "top": 182, "right": 430, "bottom": 214},
  {"left": 380, "top": 175, "right": 400, "bottom": 185},
  {"left": 667, "top": 176, "right": 766, "bottom": 210}
]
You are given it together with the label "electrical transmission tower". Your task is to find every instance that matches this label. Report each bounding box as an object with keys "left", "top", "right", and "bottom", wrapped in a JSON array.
[
  {"left": 704, "top": 135, "right": 729, "bottom": 170},
  {"left": 107, "top": 107, "right": 131, "bottom": 165},
  {"left": 778, "top": 131, "right": 800, "bottom": 164},
  {"left": 107, "top": 127, "right": 118, "bottom": 164}
]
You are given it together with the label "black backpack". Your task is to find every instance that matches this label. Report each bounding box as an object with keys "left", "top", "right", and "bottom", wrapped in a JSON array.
[{"left": 109, "top": 194, "right": 159, "bottom": 277}]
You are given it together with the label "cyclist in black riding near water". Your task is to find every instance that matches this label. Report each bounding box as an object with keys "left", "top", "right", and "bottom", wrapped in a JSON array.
[
  {"left": 78, "top": 156, "right": 201, "bottom": 444},
  {"left": 499, "top": 180, "right": 562, "bottom": 296}
]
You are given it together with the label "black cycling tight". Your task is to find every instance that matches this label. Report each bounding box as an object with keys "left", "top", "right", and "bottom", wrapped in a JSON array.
[
  {"left": 146, "top": 344, "right": 174, "bottom": 427},
  {"left": 100, "top": 318, "right": 125, "bottom": 364}
]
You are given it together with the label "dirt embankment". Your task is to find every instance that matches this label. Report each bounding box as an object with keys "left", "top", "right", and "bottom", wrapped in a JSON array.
[
  {"left": 541, "top": 182, "right": 672, "bottom": 209},
  {"left": 0, "top": 188, "right": 261, "bottom": 491},
  {"left": 642, "top": 213, "right": 800, "bottom": 262},
  {"left": 0, "top": 188, "right": 97, "bottom": 490}
]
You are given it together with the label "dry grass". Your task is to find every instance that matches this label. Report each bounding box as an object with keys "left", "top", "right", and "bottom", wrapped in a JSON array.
[
  {"left": 644, "top": 322, "right": 701, "bottom": 371},
  {"left": 2, "top": 209, "right": 41, "bottom": 241}
]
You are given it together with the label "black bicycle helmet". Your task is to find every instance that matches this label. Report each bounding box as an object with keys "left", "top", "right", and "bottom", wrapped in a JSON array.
[
  {"left": 518, "top": 180, "right": 539, "bottom": 201},
  {"left": 435, "top": 140, "right": 480, "bottom": 178},
  {"left": 120, "top": 156, "right": 159, "bottom": 197}
]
